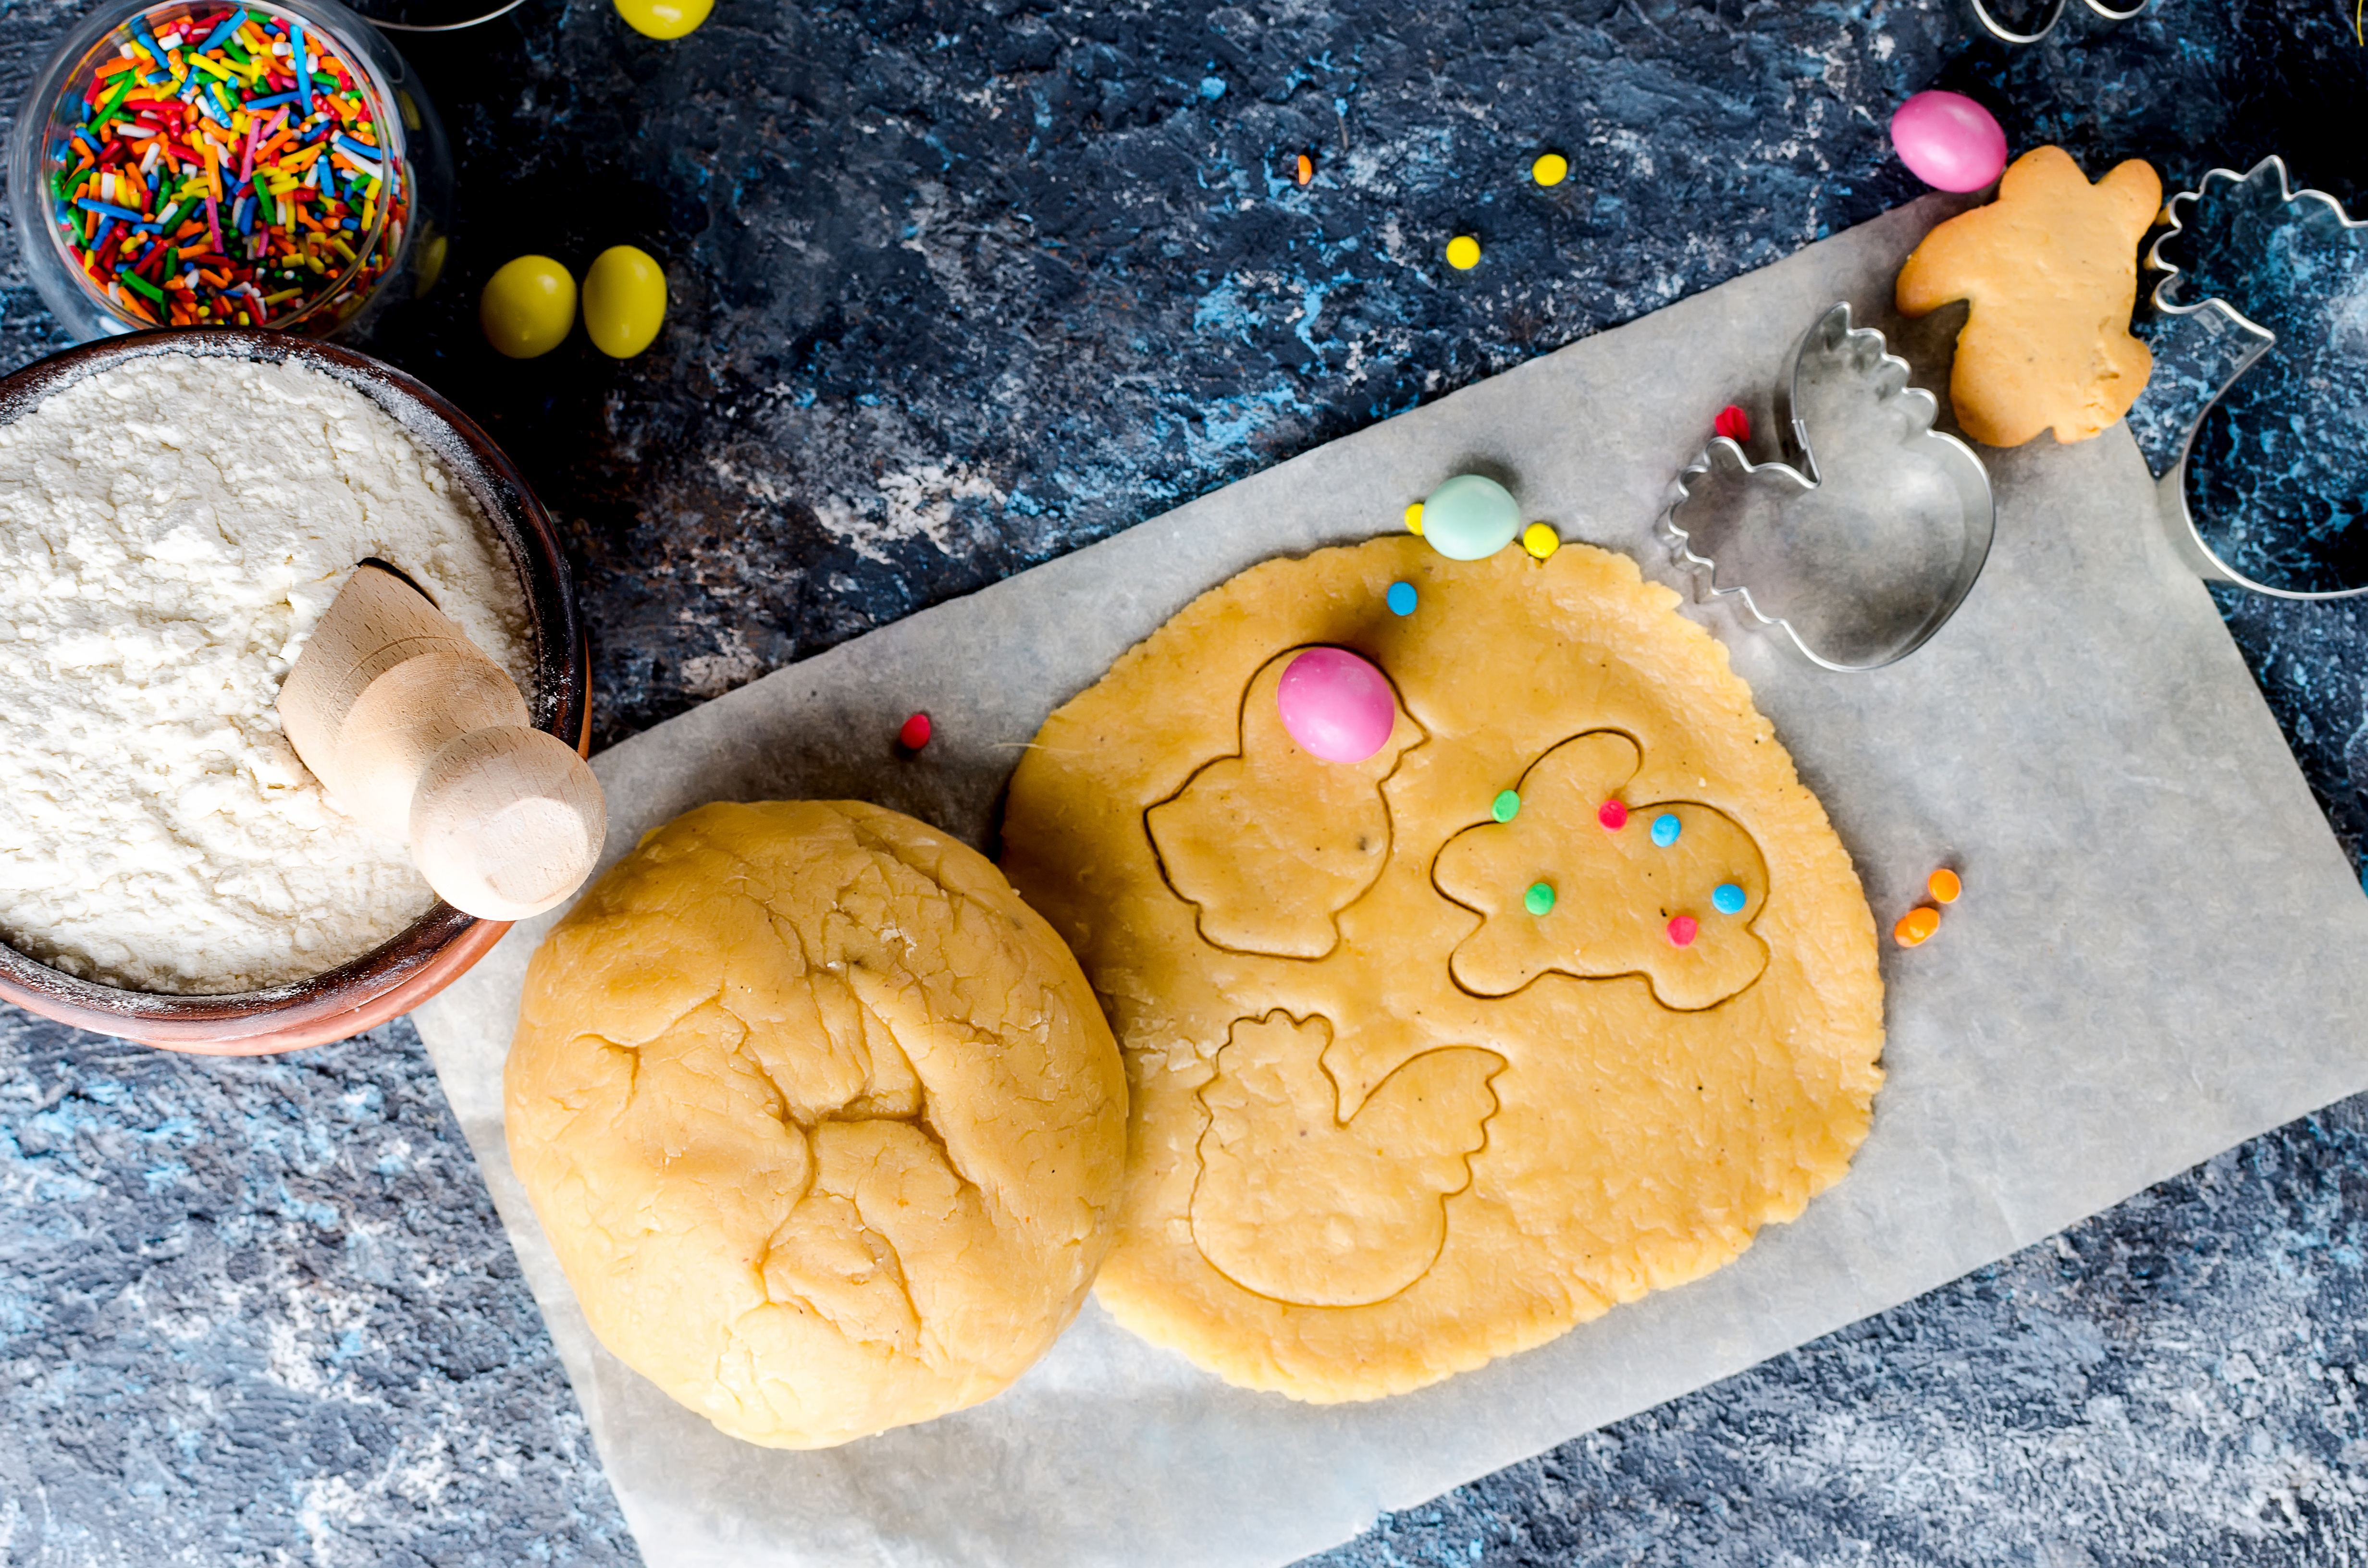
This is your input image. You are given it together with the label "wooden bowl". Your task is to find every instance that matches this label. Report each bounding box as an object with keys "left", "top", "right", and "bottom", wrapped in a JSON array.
[{"left": 0, "top": 330, "right": 590, "bottom": 1054}]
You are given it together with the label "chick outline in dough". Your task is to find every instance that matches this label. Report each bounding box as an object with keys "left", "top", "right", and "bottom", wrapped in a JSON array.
[{"left": 1148, "top": 648, "right": 1423, "bottom": 959}]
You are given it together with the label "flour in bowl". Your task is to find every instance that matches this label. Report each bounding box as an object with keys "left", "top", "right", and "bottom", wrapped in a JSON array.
[{"left": 0, "top": 351, "right": 534, "bottom": 994}]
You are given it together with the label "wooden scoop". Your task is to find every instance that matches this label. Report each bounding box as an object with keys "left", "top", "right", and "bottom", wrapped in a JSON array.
[{"left": 278, "top": 563, "right": 605, "bottom": 921}]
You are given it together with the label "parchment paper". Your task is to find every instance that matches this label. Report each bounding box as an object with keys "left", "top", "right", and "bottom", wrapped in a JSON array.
[{"left": 412, "top": 194, "right": 2368, "bottom": 1568}]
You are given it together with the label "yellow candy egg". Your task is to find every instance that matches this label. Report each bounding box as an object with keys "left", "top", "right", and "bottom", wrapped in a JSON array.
[
  {"left": 582, "top": 245, "right": 669, "bottom": 358},
  {"left": 480, "top": 255, "right": 576, "bottom": 359},
  {"left": 615, "top": 0, "right": 712, "bottom": 39},
  {"left": 414, "top": 233, "right": 448, "bottom": 296}
]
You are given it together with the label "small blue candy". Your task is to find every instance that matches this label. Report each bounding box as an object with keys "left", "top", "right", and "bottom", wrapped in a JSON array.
[
  {"left": 1651, "top": 812, "right": 1682, "bottom": 847},
  {"left": 1712, "top": 882, "right": 1746, "bottom": 915},
  {"left": 1386, "top": 581, "right": 1417, "bottom": 616}
]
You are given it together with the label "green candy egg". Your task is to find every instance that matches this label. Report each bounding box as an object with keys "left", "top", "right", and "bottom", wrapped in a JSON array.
[{"left": 1419, "top": 474, "right": 1521, "bottom": 560}]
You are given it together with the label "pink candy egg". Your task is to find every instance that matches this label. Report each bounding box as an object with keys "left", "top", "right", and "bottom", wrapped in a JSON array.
[
  {"left": 1276, "top": 647, "right": 1396, "bottom": 763},
  {"left": 1890, "top": 91, "right": 2008, "bottom": 193}
]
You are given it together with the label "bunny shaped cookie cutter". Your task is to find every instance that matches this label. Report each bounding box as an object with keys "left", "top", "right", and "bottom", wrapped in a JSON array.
[
  {"left": 1662, "top": 303, "right": 1996, "bottom": 673},
  {"left": 2131, "top": 155, "right": 2368, "bottom": 600},
  {"left": 1969, "top": 0, "right": 2146, "bottom": 45}
]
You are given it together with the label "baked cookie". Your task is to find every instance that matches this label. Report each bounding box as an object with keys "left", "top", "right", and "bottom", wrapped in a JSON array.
[
  {"left": 1000, "top": 537, "right": 1885, "bottom": 1402},
  {"left": 1896, "top": 144, "right": 2161, "bottom": 447},
  {"left": 506, "top": 800, "right": 1128, "bottom": 1448}
]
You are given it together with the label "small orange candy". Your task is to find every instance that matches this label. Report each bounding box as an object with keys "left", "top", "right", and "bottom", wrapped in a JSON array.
[
  {"left": 1296, "top": 153, "right": 1314, "bottom": 185},
  {"left": 1928, "top": 867, "right": 1963, "bottom": 904},
  {"left": 1894, "top": 906, "right": 1942, "bottom": 947}
]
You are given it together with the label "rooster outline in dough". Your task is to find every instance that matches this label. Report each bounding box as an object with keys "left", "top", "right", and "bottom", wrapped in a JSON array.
[{"left": 1189, "top": 1011, "right": 1505, "bottom": 1308}]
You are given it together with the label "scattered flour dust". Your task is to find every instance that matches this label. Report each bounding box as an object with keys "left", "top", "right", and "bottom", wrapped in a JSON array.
[{"left": 0, "top": 351, "right": 533, "bottom": 995}]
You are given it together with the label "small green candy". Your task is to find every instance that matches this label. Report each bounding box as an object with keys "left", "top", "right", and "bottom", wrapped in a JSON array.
[
  {"left": 1492, "top": 789, "right": 1520, "bottom": 823},
  {"left": 1524, "top": 881, "right": 1555, "bottom": 916},
  {"left": 1419, "top": 474, "right": 1521, "bottom": 561}
]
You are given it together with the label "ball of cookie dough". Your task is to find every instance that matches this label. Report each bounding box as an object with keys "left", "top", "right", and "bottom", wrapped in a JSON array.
[{"left": 505, "top": 800, "right": 1127, "bottom": 1448}]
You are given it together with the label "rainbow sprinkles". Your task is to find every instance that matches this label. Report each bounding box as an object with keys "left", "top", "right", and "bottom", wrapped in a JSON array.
[{"left": 40, "top": 3, "right": 411, "bottom": 332}]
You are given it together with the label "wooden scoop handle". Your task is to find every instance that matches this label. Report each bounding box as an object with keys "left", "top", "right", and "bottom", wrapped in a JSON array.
[
  {"left": 278, "top": 564, "right": 605, "bottom": 920},
  {"left": 409, "top": 725, "right": 607, "bottom": 921}
]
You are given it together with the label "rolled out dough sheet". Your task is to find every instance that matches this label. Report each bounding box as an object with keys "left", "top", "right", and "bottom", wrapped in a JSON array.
[{"left": 412, "top": 193, "right": 2368, "bottom": 1568}]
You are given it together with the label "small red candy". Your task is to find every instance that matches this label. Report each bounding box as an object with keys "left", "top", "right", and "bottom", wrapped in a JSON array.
[
  {"left": 898, "top": 712, "right": 933, "bottom": 750},
  {"left": 1714, "top": 404, "right": 1751, "bottom": 444},
  {"left": 1667, "top": 914, "right": 1699, "bottom": 947},
  {"left": 1598, "top": 799, "right": 1629, "bottom": 831}
]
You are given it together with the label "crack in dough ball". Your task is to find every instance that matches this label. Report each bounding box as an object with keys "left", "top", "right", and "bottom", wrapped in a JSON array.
[{"left": 505, "top": 800, "right": 1128, "bottom": 1448}]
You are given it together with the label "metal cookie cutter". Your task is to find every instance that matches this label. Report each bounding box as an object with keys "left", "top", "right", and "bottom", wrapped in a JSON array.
[
  {"left": 2132, "top": 155, "right": 2368, "bottom": 599},
  {"left": 1969, "top": 0, "right": 2146, "bottom": 45},
  {"left": 1663, "top": 303, "right": 1995, "bottom": 673}
]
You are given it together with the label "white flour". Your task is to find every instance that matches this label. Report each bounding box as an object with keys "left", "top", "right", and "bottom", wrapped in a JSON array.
[{"left": 0, "top": 352, "right": 534, "bottom": 995}]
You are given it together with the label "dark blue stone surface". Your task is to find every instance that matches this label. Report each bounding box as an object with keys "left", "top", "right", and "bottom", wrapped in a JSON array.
[
  {"left": 0, "top": 1012, "right": 638, "bottom": 1565},
  {"left": 2, "top": 0, "right": 2367, "bottom": 1561},
  {"left": 2132, "top": 159, "right": 2368, "bottom": 595}
]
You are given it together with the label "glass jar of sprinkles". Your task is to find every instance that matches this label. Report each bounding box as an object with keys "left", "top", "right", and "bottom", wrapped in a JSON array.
[{"left": 6, "top": 0, "right": 453, "bottom": 342}]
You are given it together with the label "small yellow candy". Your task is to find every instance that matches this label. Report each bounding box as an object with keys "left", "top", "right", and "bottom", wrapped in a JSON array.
[
  {"left": 414, "top": 233, "right": 448, "bottom": 296},
  {"left": 479, "top": 255, "right": 576, "bottom": 359},
  {"left": 582, "top": 245, "right": 669, "bottom": 358},
  {"left": 1404, "top": 502, "right": 1425, "bottom": 535},
  {"left": 1445, "top": 234, "right": 1481, "bottom": 270},
  {"left": 1522, "top": 522, "right": 1560, "bottom": 560},
  {"left": 1531, "top": 152, "right": 1569, "bottom": 187},
  {"left": 1929, "top": 867, "right": 1963, "bottom": 904},
  {"left": 1894, "top": 906, "right": 1941, "bottom": 947},
  {"left": 614, "top": 0, "right": 711, "bottom": 39}
]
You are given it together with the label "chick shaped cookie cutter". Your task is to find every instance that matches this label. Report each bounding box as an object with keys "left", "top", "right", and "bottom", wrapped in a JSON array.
[
  {"left": 2130, "top": 155, "right": 2368, "bottom": 600},
  {"left": 1663, "top": 303, "right": 1996, "bottom": 673},
  {"left": 1969, "top": 0, "right": 2146, "bottom": 46}
]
